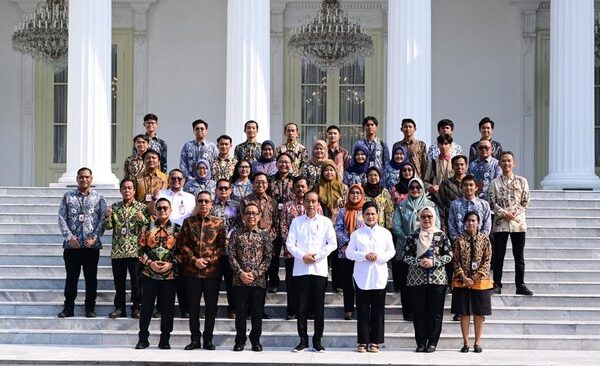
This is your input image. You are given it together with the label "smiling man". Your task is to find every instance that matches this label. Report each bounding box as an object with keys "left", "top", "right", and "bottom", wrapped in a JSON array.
[
  {"left": 468, "top": 117, "right": 504, "bottom": 162},
  {"left": 179, "top": 119, "right": 219, "bottom": 180}
]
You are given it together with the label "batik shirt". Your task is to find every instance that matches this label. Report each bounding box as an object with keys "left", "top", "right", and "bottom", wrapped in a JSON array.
[
  {"left": 270, "top": 174, "right": 295, "bottom": 205},
  {"left": 231, "top": 180, "right": 253, "bottom": 202},
  {"left": 211, "top": 155, "right": 237, "bottom": 181},
  {"left": 58, "top": 189, "right": 107, "bottom": 249},
  {"left": 179, "top": 139, "right": 219, "bottom": 179},
  {"left": 134, "top": 170, "right": 168, "bottom": 203},
  {"left": 403, "top": 230, "right": 452, "bottom": 286},
  {"left": 343, "top": 171, "right": 366, "bottom": 187},
  {"left": 104, "top": 200, "right": 149, "bottom": 258},
  {"left": 276, "top": 142, "right": 308, "bottom": 174},
  {"left": 177, "top": 215, "right": 226, "bottom": 278},
  {"left": 469, "top": 140, "right": 503, "bottom": 163},
  {"left": 488, "top": 174, "right": 530, "bottom": 233},
  {"left": 210, "top": 199, "right": 239, "bottom": 236},
  {"left": 427, "top": 141, "right": 463, "bottom": 162},
  {"left": 183, "top": 178, "right": 216, "bottom": 199},
  {"left": 365, "top": 189, "right": 394, "bottom": 230},
  {"left": 123, "top": 154, "right": 145, "bottom": 180},
  {"left": 328, "top": 146, "right": 349, "bottom": 177},
  {"left": 228, "top": 227, "right": 273, "bottom": 287},
  {"left": 252, "top": 160, "right": 278, "bottom": 177},
  {"left": 241, "top": 192, "right": 278, "bottom": 240},
  {"left": 393, "top": 139, "right": 427, "bottom": 178},
  {"left": 354, "top": 138, "right": 390, "bottom": 172},
  {"left": 300, "top": 161, "right": 323, "bottom": 190},
  {"left": 334, "top": 208, "right": 365, "bottom": 259},
  {"left": 234, "top": 141, "right": 262, "bottom": 163},
  {"left": 468, "top": 157, "right": 501, "bottom": 200},
  {"left": 139, "top": 220, "right": 180, "bottom": 280},
  {"left": 448, "top": 197, "right": 492, "bottom": 241},
  {"left": 383, "top": 164, "right": 401, "bottom": 190},
  {"left": 132, "top": 135, "right": 167, "bottom": 173}
]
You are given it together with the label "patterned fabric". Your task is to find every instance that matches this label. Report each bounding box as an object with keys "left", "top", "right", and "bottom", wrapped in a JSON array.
[
  {"left": 300, "top": 161, "right": 323, "bottom": 190},
  {"left": 334, "top": 208, "right": 364, "bottom": 259},
  {"left": 177, "top": 215, "right": 226, "bottom": 278},
  {"left": 468, "top": 157, "right": 502, "bottom": 200},
  {"left": 353, "top": 138, "right": 390, "bottom": 172},
  {"left": 452, "top": 232, "right": 492, "bottom": 288},
  {"left": 392, "top": 198, "right": 439, "bottom": 259},
  {"left": 270, "top": 174, "right": 295, "bottom": 205},
  {"left": 123, "top": 154, "right": 145, "bottom": 180},
  {"left": 328, "top": 146, "right": 349, "bottom": 177},
  {"left": 132, "top": 135, "right": 167, "bottom": 173},
  {"left": 447, "top": 197, "right": 492, "bottom": 241},
  {"left": 343, "top": 170, "right": 366, "bottom": 187},
  {"left": 403, "top": 229, "right": 452, "bottom": 286},
  {"left": 211, "top": 155, "right": 237, "bottom": 181},
  {"left": 241, "top": 193, "right": 278, "bottom": 240},
  {"left": 427, "top": 141, "right": 463, "bottom": 162},
  {"left": 383, "top": 164, "right": 401, "bottom": 190},
  {"left": 365, "top": 189, "right": 394, "bottom": 230},
  {"left": 58, "top": 190, "right": 107, "bottom": 249},
  {"left": 279, "top": 200, "right": 311, "bottom": 258},
  {"left": 393, "top": 139, "right": 427, "bottom": 178},
  {"left": 234, "top": 141, "right": 262, "bottom": 163},
  {"left": 276, "top": 142, "right": 308, "bottom": 173},
  {"left": 469, "top": 140, "right": 503, "bottom": 163},
  {"left": 252, "top": 160, "right": 278, "bottom": 177},
  {"left": 104, "top": 201, "right": 149, "bottom": 258},
  {"left": 488, "top": 174, "right": 530, "bottom": 233},
  {"left": 139, "top": 220, "right": 180, "bottom": 280},
  {"left": 231, "top": 180, "right": 253, "bottom": 202},
  {"left": 438, "top": 176, "right": 464, "bottom": 226},
  {"left": 134, "top": 170, "right": 168, "bottom": 203},
  {"left": 424, "top": 159, "right": 453, "bottom": 188},
  {"left": 179, "top": 139, "right": 219, "bottom": 179},
  {"left": 183, "top": 178, "right": 216, "bottom": 198},
  {"left": 210, "top": 199, "right": 239, "bottom": 236},
  {"left": 228, "top": 227, "right": 273, "bottom": 287}
]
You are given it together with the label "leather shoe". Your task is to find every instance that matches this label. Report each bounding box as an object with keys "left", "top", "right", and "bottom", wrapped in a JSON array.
[
  {"left": 268, "top": 286, "right": 277, "bottom": 293},
  {"left": 425, "top": 345, "right": 436, "bottom": 353},
  {"left": 460, "top": 344, "right": 469, "bottom": 353},
  {"left": 131, "top": 309, "right": 141, "bottom": 319},
  {"left": 184, "top": 341, "right": 201, "bottom": 350},
  {"left": 135, "top": 340, "right": 149, "bottom": 349},
  {"left": 57, "top": 309, "right": 74, "bottom": 318},
  {"left": 152, "top": 310, "right": 162, "bottom": 318},
  {"left": 203, "top": 341, "right": 216, "bottom": 350},
  {"left": 473, "top": 344, "right": 482, "bottom": 353},
  {"left": 492, "top": 284, "right": 502, "bottom": 294},
  {"left": 233, "top": 343, "right": 245, "bottom": 352},
  {"left": 109, "top": 309, "right": 125, "bottom": 318},
  {"left": 452, "top": 314, "right": 460, "bottom": 321},
  {"left": 251, "top": 343, "right": 263, "bottom": 352},
  {"left": 85, "top": 310, "right": 96, "bottom": 318},
  {"left": 181, "top": 312, "right": 190, "bottom": 318},
  {"left": 158, "top": 343, "right": 170, "bottom": 350},
  {"left": 415, "top": 345, "right": 426, "bottom": 352},
  {"left": 286, "top": 314, "right": 296, "bottom": 320},
  {"left": 516, "top": 285, "right": 533, "bottom": 296},
  {"left": 228, "top": 311, "right": 236, "bottom": 319}
]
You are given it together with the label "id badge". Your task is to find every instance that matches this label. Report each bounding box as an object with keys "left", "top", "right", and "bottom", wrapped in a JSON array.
[
  {"left": 278, "top": 203, "right": 284, "bottom": 210},
  {"left": 471, "top": 261, "right": 478, "bottom": 271},
  {"left": 145, "top": 194, "right": 152, "bottom": 202},
  {"left": 179, "top": 204, "right": 186, "bottom": 215},
  {"left": 120, "top": 227, "right": 128, "bottom": 235},
  {"left": 78, "top": 214, "right": 85, "bottom": 222}
]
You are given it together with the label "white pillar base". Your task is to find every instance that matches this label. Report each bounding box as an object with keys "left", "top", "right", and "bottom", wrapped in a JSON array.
[{"left": 540, "top": 173, "right": 600, "bottom": 190}]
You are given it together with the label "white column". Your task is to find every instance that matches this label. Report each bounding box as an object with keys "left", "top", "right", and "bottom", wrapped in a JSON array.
[
  {"left": 270, "top": 3, "right": 285, "bottom": 142},
  {"left": 225, "top": 0, "right": 270, "bottom": 144},
  {"left": 131, "top": 2, "right": 155, "bottom": 129},
  {"left": 55, "top": 0, "right": 118, "bottom": 187},
  {"left": 541, "top": 0, "right": 600, "bottom": 189},
  {"left": 386, "top": 0, "right": 431, "bottom": 145}
]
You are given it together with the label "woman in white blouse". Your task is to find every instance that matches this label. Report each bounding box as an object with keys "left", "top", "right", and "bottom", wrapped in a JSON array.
[{"left": 346, "top": 201, "right": 396, "bottom": 353}]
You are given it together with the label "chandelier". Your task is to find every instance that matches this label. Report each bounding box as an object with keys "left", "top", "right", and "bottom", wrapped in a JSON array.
[
  {"left": 288, "top": 0, "right": 373, "bottom": 69},
  {"left": 12, "top": 0, "right": 68, "bottom": 70}
]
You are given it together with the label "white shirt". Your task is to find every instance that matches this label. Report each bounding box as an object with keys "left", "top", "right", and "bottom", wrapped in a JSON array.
[
  {"left": 346, "top": 224, "right": 396, "bottom": 290},
  {"left": 158, "top": 189, "right": 196, "bottom": 225},
  {"left": 286, "top": 213, "right": 337, "bottom": 277}
]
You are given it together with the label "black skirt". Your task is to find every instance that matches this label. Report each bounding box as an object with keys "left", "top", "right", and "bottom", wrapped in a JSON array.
[{"left": 451, "top": 287, "right": 492, "bottom": 316}]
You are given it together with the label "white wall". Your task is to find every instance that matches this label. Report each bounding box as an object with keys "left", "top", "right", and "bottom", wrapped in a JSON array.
[
  {"left": 432, "top": 0, "right": 524, "bottom": 172},
  {"left": 144, "top": 0, "right": 227, "bottom": 172}
]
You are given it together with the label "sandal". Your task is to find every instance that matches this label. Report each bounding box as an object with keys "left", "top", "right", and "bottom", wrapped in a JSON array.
[
  {"left": 368, "top": 343, "right": 380, "bottom": 353},
  {"left": 357, "top": 344, "right": 367, "bottom": 353}
]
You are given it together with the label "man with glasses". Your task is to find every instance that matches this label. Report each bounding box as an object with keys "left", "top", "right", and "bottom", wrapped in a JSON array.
[
  {"left": 177, "top": 191, "right": 226, "bottom": 350},
  {"left": 180, "top": 119, "right": 218, "bottom": 180},
  {"left": 468, "top": 140, "right": 501, "bottom": 200},
  {"left": 132, "top": 113, "right": 167, "bottom": 173},
  {"left": 229, "top": 203, "right": 273, "bottom": 352},
  {"left": 468, "top": 117, "right": 504, "bottom": 163},
  {"left": 210, "top": 178, "right": 240, "bottom": 319}
]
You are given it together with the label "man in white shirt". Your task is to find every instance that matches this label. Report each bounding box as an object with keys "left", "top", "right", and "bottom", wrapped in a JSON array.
[
  {"left": 286, "top": 191, "right": 337, "bottom": 353},
  {"left": 157, "top": 168, "right": 196, "bottom": 318}
]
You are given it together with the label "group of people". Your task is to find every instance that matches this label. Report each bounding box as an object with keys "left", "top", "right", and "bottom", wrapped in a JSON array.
[{"left": 57, "top": 115, "right": 532, "bottom": 354}]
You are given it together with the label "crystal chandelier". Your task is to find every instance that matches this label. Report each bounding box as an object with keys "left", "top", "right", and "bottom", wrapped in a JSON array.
[
  {"left": 288, "top": 0, "right": 373, "bottom": 69},
  {"left": 12, "top": 0, "right": 68, "bottom": 70}
]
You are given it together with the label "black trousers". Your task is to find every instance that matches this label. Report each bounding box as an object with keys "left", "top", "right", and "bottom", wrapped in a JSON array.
[
  {"left": 233, "top": 286, "right": 266, "bottom": 344},
  {"left": 493, "top": 231, "right": 526, "bottom": 286},
  {"left": 138, "top": 276, "right": 176, "bottom": 344},
  {"left": 393, "top": 260, "right": 413, "bottom": 319},
  {"left": 295, "top": 275, "right": 327, "bottom": 345},
  {"left": 355, "top": 286, "right": 386, "bottom": 344},
  {"left": 284, "top": 258, "right": 296, "bottom": 316},
  {"left": 410, "top": 284, "right": 447, "bottom": 348},
  {"left": 337, "top": 258, "right": 355, "bottom": 312},
  {"left": 111, "top": 257, "right": 141, "bottom": 312},
  {"left": 156, "top": 264, "right": 188, "bottom": 315},
  {"left": 220, "top": 255, "right": 235, "bottom": 312},
  {"left": 63, "top": 249, "right": 99, "bottom": 311},
  {"left": 185, "top": 276, "right": 220, "bottom": 342},
  {"left": 267, "top": 238, "right": 282, "bottom": 288},
  {"left": 329, "top": 252, "right": 341, "bottom": 290}
]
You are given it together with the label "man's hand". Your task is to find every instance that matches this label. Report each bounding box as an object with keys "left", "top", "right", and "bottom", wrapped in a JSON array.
[
  {"left": 463, "top": 277, "right": 474, "bottom": 288},
  {"left": 365, "top": 252, "right": 378, "bottom": 262},
  {"left": 136, "top": 210, "right": 145, "bottom": 221},
  {"left": 240, "top": 272, "right": 254, "bottom": 285},
  {"left": 68, "top": 236, "right": 79, "bottom": 248},
  {"left": 104, "top": 207, "right": 112, "bottom": 218},
  {"left": 84, "top": 237, "right": 96, "bottom": 248},
  {"left": 302, "top": 253, "right": 316, "bottom": 264},
  {"left": 503, "top": 212, "right": 515, "bottom": 221},
  {"left": 195, "top": 258, "right": 208, "bottom": 269}
]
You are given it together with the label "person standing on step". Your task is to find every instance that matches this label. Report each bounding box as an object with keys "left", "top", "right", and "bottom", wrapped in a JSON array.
[
  {"left": 57, "top": 167, "right": 107, "bottom": 319},
  {"left": 234, "top": 120, "right": 262, "bottom": 164},
  {"left": 286, "top": 191, "right": 337, "bottom": 353},
  {"left": 229, "top": 202, "right": 273, "bottom": 352},
  {"left": 179, "top": 119, "right": 219, "bottom": 181},
  {"left": 353, "top": 116, "right": 390, "bottom": 172},
  {"left": 104, "top": 178, "right": 148, "bottom": 319},
  {"left": 488, "top": 151, "right": 533, "bottom": 296},
  {"left": 132, "top": 113, "right": 167, "bottom": 173}
]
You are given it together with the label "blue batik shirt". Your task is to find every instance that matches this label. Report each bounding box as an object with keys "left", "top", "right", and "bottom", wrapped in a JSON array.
[
  {"left": 58, "top": 189, "right": 107, "bottom": 249},
  {"left": 179, "top": 139, "right": 219, "bottom": 179}
]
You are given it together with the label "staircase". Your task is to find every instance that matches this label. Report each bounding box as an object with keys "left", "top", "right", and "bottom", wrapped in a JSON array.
[{"left": 0, "top": 187, "right": 599, "bottom": 350}]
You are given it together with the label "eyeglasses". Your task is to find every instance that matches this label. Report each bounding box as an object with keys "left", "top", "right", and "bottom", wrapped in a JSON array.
[
  {"left": 197, "top": 166, "right": 208, "bottom": 170},
  {"left": 409, "top": 185, "right": 422, "bottom": 191},
  {"left": 197, "top": 199, "right": 210, "bottom": 204},
  {"left": 170, "top": 177, "right": 184, "bottom": 181},
  {"left": 156, "top": 206, "right": 170, "bottom": 212},
  {"left": 239, "top": 166, "right": 251, "bottom": 169},
  {"left": 420, "top": 215, "right": 433, "bottom": 220},
  {"left": 244, "top": 211, "right": 260, "bottom": 217},
  {"left": 217, "top": 186, "right": 230, "bottom": 191},
  {"left": 349, "top": 191, "right": 362, "bottom": 195},
  {"left": 255, "top": 181, "right": 269, "bottom": 185}
]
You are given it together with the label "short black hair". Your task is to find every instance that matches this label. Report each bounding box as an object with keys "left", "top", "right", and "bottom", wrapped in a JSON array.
[
  {"left": 293, "top": 175, "right": 308, "bottom": 186},
  {"left": 437, "top": 119, "right": 454, "bottom": 132},
  {"left": 196, "top": 191, "right": 212, "bottom": 200},
  {"left": 251, "top": 171, "right": 269, "bottom": 183},
  {"left": 243, "top": 202, "right": 262, "bottom": 215},
  {"left": 401, "top": 118, "right": 416, "bottom": 128},
  {"left": 192, "top": 119, "right": 208, "bottom": 129},
  {"left": 436, "top": 134, "right": 453, "bottom": 145},
  {"left": 168, "top": 168, "right": 184, "bottom": 177},
  {"left": 216, "top": 178, "right": 230, "bottom": 186},
  {"left": 284, "top": 122, "right": 299, "bottom": 131},
  {"left": 499, "top": 151, "right": 515, "bottom": 160},
  {"left": 155, "top": 197, "right": 171, "bottom": 207},
  {"left": 217, "top": 135, "right": 232, "bottom": 144},
  {"left": 326, "top": 125, "right": 340, "bottom": 133},
  {"left": 303, "top": 190, "right": 319, "bottom": 201},
  {"left": 244, "top": 120, "right": 258, "bottom": 129},
  {"left": 461, "top": 174, "right": 477, "bottom": 186},
  {"left": 133, "top": 134, "right": 150, "bottom": 143},
  {"left": 362, "top": 201, "right": 379, "bottom": 214},
  {"left": 142, "top": 150, "right": 160, "bottom": 160},
  {"left": 463, "top": 210, "right": 480, "bottom": 224},
  {"left": 119, "top": 178, "right": 135, "bottom": 189},
  {"left": 451, "top": 155, "right": 468, "bottom": 165},
  {"left": 362, "top": 116, "right": 378, "bottom": 127},
  {"left": 479, "top": 117, "right": 495, "bottom": 130},
  {"left": 143, "top": 113, "right": 158, "bottom": 122},
  {"left": 77, "top": 167, "right": 92, "bottom": 176},
  {"left": 276, "top": 152, "right": 293, "bottom": 162}
]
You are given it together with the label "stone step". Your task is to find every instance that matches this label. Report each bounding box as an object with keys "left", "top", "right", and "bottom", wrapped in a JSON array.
[
  {"left": 527, "top": 208, "right": 600, "bottom": 217},
  {"left": 530, "top": 190, "right": 600, "bottom": 199},
  {"left": 529, "top": 199, "right": 600, "bottom": 209},
  {"left": 0, "top": 214, "right": 61, "bottom": 224},
  {"left": 0, "top": 204, "right": 59, "bottom": 214},
  {"left": 0, "top": 187, "right": 120, "bottom": 196},
  {"left": 0, "top": 196, "right": 121, "bottom": 205},
  {"left": 525, "top": 237, "right": 600, "bottom": 247},
  {"left": 526, "top": 227, "right": 600, "bottom": 237},
  {"left": 527, "top": 217, "right": 600, "bottom": 227}
]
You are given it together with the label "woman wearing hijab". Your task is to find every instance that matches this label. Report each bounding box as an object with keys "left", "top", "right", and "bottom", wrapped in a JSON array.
[
  {"left": 403, "top": 206, "right": 452, "bottom": 353},
  {"left": 391, "top": 177, "right": 439, "bottom": 320},
  {"left": 389, "top": 162, "right": 416, "bottom": 205},
  {"left": 183, "top": 159, "right": 216, "bottom": 198},
  {"left": 252, "top": 140, "right": 278, "bottom": 177},
  {"left": 316, "top": 160, "right": 348, "bottom": 220},
  {"left": 334, "top": 184, "right": 365, "bottom": 320},
  {"left": 363, "top": 167, "right": 394, "bottom": 230},
  {"left": 451, "top": 211, "right": 492, "bottom": 353},
  {"left": 384, "top": 145, "right": 409, "bottom": 189},
  {"left": 343, "top": 143, "right": 369, "bottom": 186},
  {"left": 301, "top": 140, "right": 328, "bottom": 189}
]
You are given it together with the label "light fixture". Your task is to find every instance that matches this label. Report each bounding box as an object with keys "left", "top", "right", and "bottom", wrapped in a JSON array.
[
  {"left": 288, "top": 0, "right": 374, "bottom": 69},
  {"left": 12, "top": 0, "right": 68, "bottom": 70}
]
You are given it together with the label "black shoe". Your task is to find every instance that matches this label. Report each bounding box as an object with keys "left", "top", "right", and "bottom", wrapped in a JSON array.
[
  {"left": 181, "top": 312, "right": 190, "bottom": 319},
  {"left": 184, "top": 341, "right": 201, "bottom": 350},
  {"left": 135, "top": 340, "right": 149, "bottom": 349},
  {"left": 57, "top": 309, "right": 74, "bottom": 318},
  {"left": 452, "top": 314, "right": 460, "bottom": 321},
  {"left": 516, "top": 285, "right": 533, "bottom": 296},
  {"left": 233, "top": 343, "right": 245, "bottom": 352},
  {"left": 286, "top": 314, "right": 296, "bottom": 320},
  {"left": 131, "top": 309, "right": 141, "bottom": 319},
  {"left": 415, "top": 345, "right": 426, "bottom": 353},
  {"left": 473, "top": 344, "right": 482, "bottom": 353},
  {"left": 313, "top": 343, "right": 325, "bottom": 353},
  {"left": 251, "top": 343, "right": 263, "bottom": 352},
  {"left": 492, "top": 284, "right": 502, "bottom": 294},
  {"left": 203, "top": 341, "right": 216, "bottom": 350},
  {"left": 268, "top": 286, "right": 277, "bottom": 294},
  {"left": 228, "top": 311, "right": 236, "bottom": 319},
  {"left": 152, "top": 310, "right": 162, "bottom": 318},
  {"left": 344, "top": 312, "right": 353, "bottom": 320},
  {"left": 307, "top": 313, "right": 314, "bottom": 320},
  {"left": 460, "top": 345, "right": 469, "bottom": 353},
  {"left": 262, "top": 312, "right": 271, "bottom": 320},
  {"left": 109, "top": 309, "right": 126, "bottom": 319},
  {"left": 85, "top": 310, "right": 97, "bottom": 318},
  {"left": 292, "top": 342, "right": 308, "bottom": 352},
  {"left": 425, "top": 345, "right": 436, "bottom": 353},
  {"left": 158, "top": 343, "right": 170, "bottom": 349}
]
